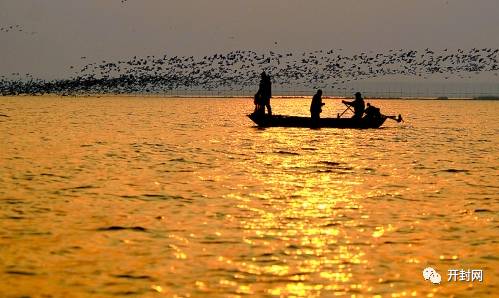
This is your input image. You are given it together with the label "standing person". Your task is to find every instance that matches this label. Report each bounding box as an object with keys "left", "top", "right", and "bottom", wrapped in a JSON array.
[
  {"left": 255, "top": 72, "right": 267, "bottom": 116},
  {"left": 262, "top": 72, "right": 272, "bottom": 116},
  {"left": 342, "top": 92, "right": 365, "bottom": 119},
  {"left": 310, "top": 89, "right": 325, "bottom": 125}
]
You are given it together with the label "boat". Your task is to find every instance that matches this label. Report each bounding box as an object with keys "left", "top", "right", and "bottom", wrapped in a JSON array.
[{"left": 247, "top": 113, "right": 399, "bottom": 128}]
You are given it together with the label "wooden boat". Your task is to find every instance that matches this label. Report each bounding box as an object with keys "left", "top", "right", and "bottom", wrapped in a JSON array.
[{"left": 247, "top": 113, "right": 394, "bottom": 128}]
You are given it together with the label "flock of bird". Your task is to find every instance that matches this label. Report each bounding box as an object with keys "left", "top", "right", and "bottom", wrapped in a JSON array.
[
  {"left": 0, "top": 24, "right": 36, "bottom": 35},
  {"left": 1, "top": 24, "right": 22, "bottom": 33},
  {"left": 1, "top": 48, "right": 498, "bottom": 95}
]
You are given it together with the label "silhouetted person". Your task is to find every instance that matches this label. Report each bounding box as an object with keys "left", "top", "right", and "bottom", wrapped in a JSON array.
[
  {"left": 310, "top": 89, "right": 325, "bottom": 125},
  {"left": 364, "top": 102, "right": 381, "bottom": 119},
  {"left": 263, "top": 72, "right": 272, "bottom": 116},
  {"left": 256, "top": 71, "right": 272, "bottom": 116},
  {"left": 342, "top": 92, "right": 365, "bottom": 119},
  {"left": 255, "top": 72, "right": 265, "bottom": 115}
]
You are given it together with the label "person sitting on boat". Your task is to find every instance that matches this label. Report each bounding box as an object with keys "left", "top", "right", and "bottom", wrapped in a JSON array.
[
  {"left": 310, "top": 89, "right": 325, "bottom": 124},
  {"left": 342, "top": 92, "right": 365, "bottom": 119},
  {"left": 364, "top": 103, "right": 382, "bottom": 119}
]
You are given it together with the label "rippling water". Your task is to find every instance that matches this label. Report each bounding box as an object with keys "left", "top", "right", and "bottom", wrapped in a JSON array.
[{"left": 0, "top": 96, "right": 498, "bottom": 297}]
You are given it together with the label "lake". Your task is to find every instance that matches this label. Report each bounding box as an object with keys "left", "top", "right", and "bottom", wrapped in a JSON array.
[{"left": 0, "top": 96, "right": 497, "bottom": 297}]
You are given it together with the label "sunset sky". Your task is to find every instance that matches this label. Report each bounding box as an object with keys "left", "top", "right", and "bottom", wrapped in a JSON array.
[{"left": 1, "top": 0, "right": 499, "bottom": 80}]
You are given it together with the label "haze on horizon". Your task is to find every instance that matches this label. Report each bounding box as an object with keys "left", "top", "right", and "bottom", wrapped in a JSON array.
[{"left": 1, "top": 0, "right": 499, "bottom": 84}]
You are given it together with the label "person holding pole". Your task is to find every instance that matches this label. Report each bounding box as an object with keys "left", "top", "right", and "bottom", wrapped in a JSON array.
[{"left": 342, "top": 92, "right": 365, "bottom": 119}]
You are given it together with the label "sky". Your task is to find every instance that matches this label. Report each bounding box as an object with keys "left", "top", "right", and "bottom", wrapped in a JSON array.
[{"left": 1, "top": 0, "right": 499, "bottom": 80}]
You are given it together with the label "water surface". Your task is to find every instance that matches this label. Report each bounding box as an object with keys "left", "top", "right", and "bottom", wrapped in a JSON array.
[{"left": 0, "top": 97, "right": 498, "bottom": 297}]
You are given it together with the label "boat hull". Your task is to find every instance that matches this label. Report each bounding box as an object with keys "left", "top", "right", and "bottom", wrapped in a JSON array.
[{"left": 248, "top": 114, "right": 387, "bottom": 128}]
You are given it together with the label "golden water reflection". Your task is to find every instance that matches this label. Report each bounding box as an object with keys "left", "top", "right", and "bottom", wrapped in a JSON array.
[
  {"left": 0, "top": 97, "right": 497, "bottom": 297},
  {"left": 223, "top": 137, "right": 369, "bottom": 296}
]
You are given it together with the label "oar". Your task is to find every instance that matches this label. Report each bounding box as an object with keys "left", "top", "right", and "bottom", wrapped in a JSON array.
[{"left": 338, "top": 103, "right": 354, "bottom": 118}]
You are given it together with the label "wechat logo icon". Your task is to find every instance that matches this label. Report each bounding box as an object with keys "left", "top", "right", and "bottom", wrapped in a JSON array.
[{"left": 423, "top": 267, "right": 441, "bottom": 284}]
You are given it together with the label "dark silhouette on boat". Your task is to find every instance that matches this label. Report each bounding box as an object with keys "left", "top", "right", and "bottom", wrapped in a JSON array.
[
  {"left": 253, "top": 71, "right": 272, "bottom": 116},
  {"left": 342, "top": 92, "right": 365, "bottom": 119},
  {"left": 248, "top": 91, "right": 403, "bottom": 129},
  {"left": 310, "top": 89, "right": 325, "bottom": 127},
  {"left": 248, "top": 113, "right": 397, "bottom": 128}
]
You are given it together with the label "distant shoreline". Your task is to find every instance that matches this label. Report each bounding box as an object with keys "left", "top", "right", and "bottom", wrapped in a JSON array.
[{"left": 2, "top": 94, "right": 499, "bottom": 100}]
